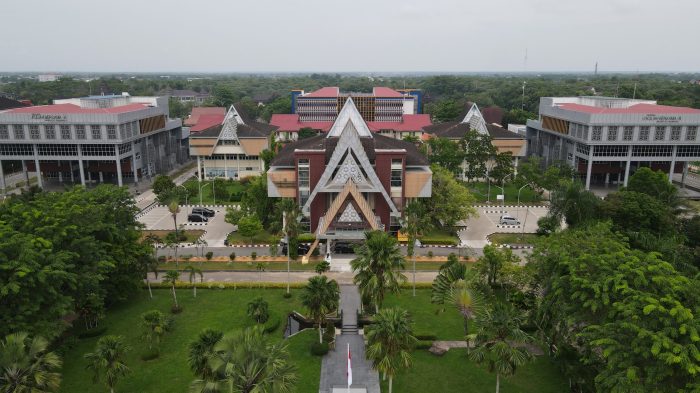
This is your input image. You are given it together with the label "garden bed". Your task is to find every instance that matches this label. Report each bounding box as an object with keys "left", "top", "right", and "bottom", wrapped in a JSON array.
[
  {"left": 141, "top": 230, "right": 205, "bottom": 244},
  {"left": 487, "top": 232, "right": 539, "bottom": 246}
]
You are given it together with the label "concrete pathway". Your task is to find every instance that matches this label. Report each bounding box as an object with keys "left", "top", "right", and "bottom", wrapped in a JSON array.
[
  {"left": 149, "top": 271, "right": 440, "bottom": 285},
  {"left": 319, "top": 285, "right": 379, "bottom": 393}
]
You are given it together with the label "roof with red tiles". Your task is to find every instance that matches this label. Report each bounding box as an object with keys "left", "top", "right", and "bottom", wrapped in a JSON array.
[
  {"left": 190, "top": 114, "right": 225, "bottom": 132},
  {"left": 184, "top": 107, "right": 226, "bottom": 126},
  {"left": 557, "top": 103, "right": 700, "bottom": 115},
  {"left": 302, "top": 87, "right": 340, "bottom": 98},
  {"left": 270, "top": 114, "right": 431, "bottom": 133},
  {"left": 372, "top": 87, "right": 404, "bottom": 97},
  {"left": 5, "top": 103, "right": 148, "bottom": 114}
]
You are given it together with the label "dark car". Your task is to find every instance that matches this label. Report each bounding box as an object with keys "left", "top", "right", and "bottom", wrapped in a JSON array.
[
  {"left": 333, "top": 242, "right": 356, "bottom": 254},
  {"left": 281, "top": 242, "right": 310, "bottom": 255},
  {"left": 188, "top": 213, "right": 208, "bottom": 222},
  {"left": 192, "top": 207, "right": 215, "bottom": 217}
]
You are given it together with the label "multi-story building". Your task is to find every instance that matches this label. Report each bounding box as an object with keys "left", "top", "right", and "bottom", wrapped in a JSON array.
[
  {"left": 422, "top": 103, "right": 527, "bottom": 178},
  {"left": 166, "top": 89, "right": 210, "bottom": 106},
  {"left": 268, "top": 99, "right": 432, "bottom": 258},
  {"left": 0, "top": 94, "right": 185, "bottom": 189},
  {"left": 37, "top": 74, "right": 62, "bottom": 82},
  {"left": 271, "top": 87, "right": 430, "bottom": 142},
  {"left": 189, "top": 105, "right": 276, "bottom": 179},
  {"left": 526, "top": 96, "right": 700, "bottom": 189}
]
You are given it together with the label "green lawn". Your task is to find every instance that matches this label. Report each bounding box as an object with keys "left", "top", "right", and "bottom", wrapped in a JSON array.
[
  {"left": 141, "top": 229, "right": 205, "bottom": 244},
  {"left": 59, "top": 289, "right": 320, "bottom": 393},
  {"left": 182, "top": 178, "right": 247, "bottom": 205},
  {"left": 419, "top": 229, "right": 460, "bottom": 246},
  {"left": 468, "top": 182, "right": 542, "bottom": 204},
  {"left": 227, "top": 230, "right": 281, "bottom": 245},
  {"left": 488, "top": 232, "right": 540, "bottom": 245},
  {"left": 687, "top": 199, "right": 700, "bottom": 213},
  {"left": 159, "top": 261, "right": 322, "bottom": 271},
  {"left": 381, "top": 289, "right": 568, "bottom": 392}
]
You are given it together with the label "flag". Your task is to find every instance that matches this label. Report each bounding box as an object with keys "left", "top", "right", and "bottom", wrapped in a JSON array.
[{"left": 347, "top": 343, "right": 353, "bottom": 387}]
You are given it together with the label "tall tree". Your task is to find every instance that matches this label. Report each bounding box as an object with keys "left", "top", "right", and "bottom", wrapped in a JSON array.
[
  {"left": 401, "top": 200, "right": 432, "bottom": 296},
  {"left": 237, "top": 215, "right": 263, "bottom": 243},
  {"left": 431, "top": 263, "right": 484, "bottom": 338},
  {"left": 185, "top": 265, "right": 203, "bottom": 298},
  {"left": 469, "top": 303, "right": 534, "bottom": 393},
  {"left": 477, "top": 245, "right": 519, "bottom": 287},
  {"left": 417, "top": 165, "right": 476, "bottom": 229},
  {"left": 365, "top": 308, "right": 417, "bottom": 393},
  {"left": 426, "top": 137, "right": 463, "bottom": 175},
  {"left": 462, "top": 130, "right": 495, "bottom": 183},
  {"left": 163, "top": 270, "right": 181, "bottom": 309},
  {"left": 300, "top": 276, "right": 340, "bottom": 343},
  {"left": 429, "top": 99, "right": 462, "bottom": 122},
  {"left": 548, "top": 180, "right": 600, "bottom": 227},
  {"left": 0, "top": 332, "right": 62, "bottom": 393},
  {"left": 351, "top": 231, "right": 406, "bottom": 313},
  {"left": 140, "top": 310, "right": 169, "bottom": 352},
  {"left": 84, "top": 335, "right": 130, "bottom": 393},
  {"left": 625, "top": 167, "right": 679, "bottom": 207}
]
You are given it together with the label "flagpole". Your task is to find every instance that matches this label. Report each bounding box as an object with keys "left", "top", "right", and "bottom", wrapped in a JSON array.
[{"left": 347, "top": 343, "right": 351, "bottom": 393}]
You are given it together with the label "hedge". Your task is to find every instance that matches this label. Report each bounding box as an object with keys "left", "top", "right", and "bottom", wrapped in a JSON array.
[
  {"left": 146, "top": 282, "right": 307, "bottom": 290},
  {"left": 310, "top": 342, "right": 329, "bottom": 356},
  {"left": 297, "top": 233, "right": 316, "bottom": 243},
  {"left": 415, "top": 340, "right": 434, "bottom": 350},
  {"left": 263, "top": 314, "right": 281, "bottom": 334},
  {"left": 420, "top": 239, "right": 458, "bottom": 246},
  {"left": 414, "top": 334, "right": 437, "bottom": 341}
]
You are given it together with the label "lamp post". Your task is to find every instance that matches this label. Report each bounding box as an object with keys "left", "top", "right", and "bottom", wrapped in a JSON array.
[
  {"left": 495, "top": 173, "right": 515, "bottom": 213},
  {"left": 413, "top": 239, "right": 421, "bottom": 297},
  {"left": 283, "top": 213, "right": 290, "bottom": 295},
  {"left": 198, "top": 181, "right": 214, "bottom": 207},
  {"left": 177, "top": 185, "right": 188, "bottom": 214},
  {"left": 517, "top": 183, "right": 534, "bottom": 240}
]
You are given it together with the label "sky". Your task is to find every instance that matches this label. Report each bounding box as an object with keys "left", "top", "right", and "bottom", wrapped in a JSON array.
[{"left": 2, "top": 0, "right": 699, "bottom": 73}]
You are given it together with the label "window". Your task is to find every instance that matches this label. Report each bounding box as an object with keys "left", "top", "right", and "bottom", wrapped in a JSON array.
[
  {"left": 654, "top": 126, "right": 666, "bottom": 141},
  {"left": 60, "top": 125, "right": 71, "bottom": 139},
  {"left": 639, "top": 126, "right": 650, "bottom": 141},
  {"left": 119, "top": 124, "right": 127, "bottom": 139},
  {"left": 0, "top": 125, "right": 8, "bottom": 139},
  {"left": 391, "top": 159, "right": 402, "bottom": 188},
  {"left": 107, "top": 125, "right": 117, "bottom": 140},
  {"left": 75, "top": 125, "right": 86, "bottom": 139},
  {"left": 13, "top": 125, "right": 25, "bottom": 139},
  {"left": 623, "top": 126, "right": 634, "bottom": 141},
  {"left": 29, "top": 125, "right": 40, "bottom": 140},
  {"left": 687, "top": 126, "right": 698, "bottom": 141},
  {"left": 91, "top": 125, "right": 102, "bottom": 140},
  {"left": 592, "top": 126, "right": 602, "bottom": 141},
  {"left": 632, "top": 145, "right": 673, "bottom": 157},
  {"left": 298, "top": 159, "right": 310, "bottom": 207},
  {"left": 44, "top": 125, "right": 56, "bottom": 139},
  {"left": 81, "top": 144, "right": 116, "bottom": 156},
  {"left": 607, "top": 126, "right": 618, "bottom": 141},
  {"left": 670, "top": 126, "right": 681, "bottom": 141}
]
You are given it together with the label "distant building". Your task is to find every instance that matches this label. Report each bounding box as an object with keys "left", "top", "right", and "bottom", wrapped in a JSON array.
[
  {"left": 167, "top": 89, "right": 210, "bottom": 106},
  {"left": 507, "top": 123, "right": 527, "bottom": 136},
  {"left": 526, "top": 96, "right": 700, "bottom": 189},
  {"left": 185, "top": 107, "right": 227, "bottom": 132},
  {"left": 189, "top": 105, "right": 276, "bottom": 179},
  {"left": 37, "top": 74, "right": 62, "bottom": 82},
  {"left": 0, "top": 94, "right": 185, "bottom": 189},
  {"left": 267, "top": 98, "right": 431, "bottom": 258},
  {"left": 422, "top": 104, "right": 527, "bottom": 178},
  {"left": 270, "top": 87, "right": 430, "bottom": 142}
]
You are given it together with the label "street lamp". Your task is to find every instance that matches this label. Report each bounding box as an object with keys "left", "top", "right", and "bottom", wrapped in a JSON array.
[
  {"left": 176, "top": 185, "right": 188, "bottom": 213},
  {"left": 198, "top": 181, "right": 215, "bottom": 206},
  {"left": 413, "top": 239, "right": 421, "bottom": 297},
  {"left": 517, "top": 183, "right": 534, "bottom": 239},
  {"left": 495, "top": 173, "right": 515, "bottom": 213}
]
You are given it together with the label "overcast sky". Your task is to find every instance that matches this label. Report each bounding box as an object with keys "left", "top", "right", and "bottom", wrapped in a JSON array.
[{"left": 2, "top": 0, "right": 699, "bottom": 73}]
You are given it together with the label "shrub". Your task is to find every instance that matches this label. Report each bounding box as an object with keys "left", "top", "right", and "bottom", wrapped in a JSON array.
[
  {"left": 323, "top": 320, "right": 336, "bottom": 343},
  {"left": 282, "top": 292, "right": 292, "bottom": 299},
  {"left": 263, "top": 314, "right": 281, "bottom": 334},
  {"left": 170, "top": 305, "right": 183, "bottom": 314},
  {"left": 289, "top": 238, "right": 299, "bottom": 260},
  {"left": 165, "top": 231, "right": 187, "bottom": 243},
  {"left": 251, "top": 251, "right": 257, "bottom": 260},
  {"left": 77, "top": 326, "right": 108, "bottom": 339},
  {"left": 230, "top": 192, "right": 242, "bottom": 202},
  {"left": 315, "top": 261, "right": 330, "bottom": 275},
  {"left": 157, "top": 255, "right": 167, "bottom": 264},
  {"left": 414, "top": 334, "right": 438, "bottom": 340},
  {"left": 415, "top": 340, "right": 434, "bottom": 350},
  {"left": 140, "top": 348, "right": 160, "bottom": 361},
  {"left": 420, "top": 238, "right": 458, "bottom": 246},
  {"left": 297, "top": 233, "right": 316, "bottom": 243},
  {"left": 229, "top": 252, "right": 236, "bottom": 261},
  {"left": 427, "top": 251, "right": 434, "bottom": 258},
  {"left": 205, "top": 251, "right": 214, "bottom": 261},
  {"left": 310, "top": 342, "right": 329, "bottom": 356},
  {"left": 247, "top": 297, "right": 270, "bottom": 324}
]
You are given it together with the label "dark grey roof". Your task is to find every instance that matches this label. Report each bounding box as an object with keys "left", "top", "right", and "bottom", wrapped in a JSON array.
[
  {"left": 190, "top": 125, "right": 223, "bottom": 138},
  {"left": 423, "top": 122, "right": 523, "bottom": 140},
  {"left": 238, "top": 121, "right": 277, "bottom": 138},
  {"left": 0, "top": 96, "right": 28, "bottom": 111},
  {"left": 271, "top": 133, "right": 428, "bottom": 167},
  {"left": 485, "top": 124, "right": 524, "bottom": 140}
]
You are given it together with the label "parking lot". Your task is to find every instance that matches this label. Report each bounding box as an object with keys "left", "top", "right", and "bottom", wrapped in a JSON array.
[
  {"left": 460, "top": 205, "right": 549, "bottom": 248},
  {"left": 137, "top": 205, "right": 235, "bottom": 247}
]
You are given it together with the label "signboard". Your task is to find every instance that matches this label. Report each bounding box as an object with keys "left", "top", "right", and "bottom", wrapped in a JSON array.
[
  {"left": 496, "top": 194, "right": 504, "bottom": 201},
  {"left": 642, "top": 114, "right": 681, "bottom": 124},
  {"left": 31, "top": 114, "right": 67, "bottom": 122}
]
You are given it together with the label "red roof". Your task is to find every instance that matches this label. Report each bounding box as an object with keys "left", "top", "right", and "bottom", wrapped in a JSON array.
[
  {"left": 303, "top": 87, "right": 340, "bottom": 98},
  {"left": 185, "top": 107, "right": 226, "bottom": 126},
  {"left": 270, "top": 114, "right": 431, "bottom": 133},
  {"left": 372, "top": 87, "right": 404, "bottom": 97},
  {"left": 190, "top": 114, "right": 225, "bottom": 132},
  {"left": 6, "top": 103, "right": 148, "bottom": 114},
  {"left": 558, "top": 103, "right": 700, "bottom": 115}
]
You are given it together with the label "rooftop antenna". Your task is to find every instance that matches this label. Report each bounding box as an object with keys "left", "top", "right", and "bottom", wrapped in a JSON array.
[
  {"left": 523, "top": 48, "right": 528, "bottom": 73},
  {"left": 632, "top": 82, "right": 637, "bottom": 99},
  {"left": 594, "top": 61, "right": 598, "bottom": 76}
]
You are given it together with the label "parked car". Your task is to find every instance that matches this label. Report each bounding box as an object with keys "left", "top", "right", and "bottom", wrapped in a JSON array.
[
  {"left": 499, "top": 215, "right": 520, "bottom": 225},
  {"left": 192, "top": 207, "right": 215, "bottom": 217},
  {"left": 333, "top": 242, "right": 356, "bottom": 254},
  {"left": 188, "top": 213, "right": 209, "bottom": 223},
  {"left": 281, "top": 242, "right": 310, "bottom": 255}
]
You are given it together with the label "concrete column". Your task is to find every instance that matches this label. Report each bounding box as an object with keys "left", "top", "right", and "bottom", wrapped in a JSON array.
[
  {"left": 197, "top": 156, "right": 202, "bottom": 181},
  {"left": 98, "top": 172, "right": 103, "bottom": 182},
  {"left": 669, "top": 145, "right": 677, "bottom": 182},
  {"left": 143, "top": 136, "right": 151, "bottom": 178},
  {"left": 623, "top": 146, "right": 632, "bottom": 188},
  {"left": 32, "top": 144, "right": 43, "bottom": 189},
  {"left": 78, "top": 160, "right": 86, "bottom": 186},
  {"left": 585, "top": 146, "right": 594, "bottom": 190},
  {"left": 0, "top": 159, "right": 5, "bottom": 191},
  {"left": 115, "top": 144, "right": 122, "bottom": 187},
  {"left": 605, "top": 173, "right": 610, "bottom": 185},
  {"left": 69, "top": 161, "right": 75, "bottom": 183},
  {"left": 58, "top": 171, "right": 63, "bottom": 183},
  {"left": 514, "top": 156, "right": 519, "bottom": 177},
  {"left": 202, "top": 157, "right": 207, "bottom": 180},
  {"left": 681, "top": 162, "right": 688, "bottom": 188},
  {"left": 131, "top": 141, "right": 138, "bottom": 184},
  {"left": 22, "top": 160, "right": 29, "bottom": 183},
  {"left": 87, "top": 170, "right": 92, "bottom": 183},
  {"left": 224, "top": 154, "right": 228, "bottom": 179}
]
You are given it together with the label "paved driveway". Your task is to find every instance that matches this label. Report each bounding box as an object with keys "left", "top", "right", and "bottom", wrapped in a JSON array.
[
  {"left": 459, "top": 205, "right": 549, "bottom": 248},
  {"left": 138, "top": 205, "right": 235, "bottom": 246}
]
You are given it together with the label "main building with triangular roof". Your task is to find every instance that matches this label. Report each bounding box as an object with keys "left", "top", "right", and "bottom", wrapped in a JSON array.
[{"left": 268, "top": 99, "right": 432, "bottom": 247}]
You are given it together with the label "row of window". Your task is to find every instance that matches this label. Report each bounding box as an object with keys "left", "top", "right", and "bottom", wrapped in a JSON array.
[
  {"left": 0, "top": 143, "right": 140, "bottom": 157},
  {"left": 584, "top": 124, "right": 698, "bottom": 142},
  {"left": 582, "top": 144, "right": 700, "bottom": 158},
  {"left": 206, "top": 154, "right": 259, "bottom": 160},
  {"left": 0, "top": 123, "right": 139, "bottom": 141}
]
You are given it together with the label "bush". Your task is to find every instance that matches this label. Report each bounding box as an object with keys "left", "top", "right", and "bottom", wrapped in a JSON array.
[
  {"left": 310, "top": 342, "right": 329, "bottom": 356},
  {"left": 140, "top": 348, "right": 160, "bottom": 361},
  {"left": 414, "top": 334, "right": 438, "bottom": 341},
  {"left": 165, "top": 231, "right": 187, "bottom": 243},
  {"left": 415, "top": 340, "right": 434, "bottom": 350},
  {"left": 170, "top": 305, "right": 183, "bottom": 314},
  {"left": 427, "top": 251, "right": 434, "bottom": 258},
  {"left": 282, "top": 292, "right": 292, "bottom": 299},
  {"left": 323, "top": 320, "right": 336, "bottom": 343},
  {"left": 247, "top": 297, "right": 270, "bottom": 324},
  {"left": 157, "top": 255, "right": 167, "bottom": 264},
  {"left": 205, "top": 251, "right": 214, "bottom": 261},
  {"left": 263, "top": 314, "right": 281, "bottom": 334},
  {"left": 297, "top": 233, "right": 316, "bottom": 243},
  {"left": 420, "top": 238, "right": 458, "bottom": 246},
  {"left": 289, "top": 238, "right": 299, "bottom": 260},
  {"left": 229, "top": 252, "right": 236, "bottom": 261},
  {"left": 251, "top": 251, "right": 257, "bottom": 260},
  {"left": 77, "top": 326, "right": 108, "bottom": 339},
  {"left": 230, "top": 192, "right": 243, "bottom": 202}
]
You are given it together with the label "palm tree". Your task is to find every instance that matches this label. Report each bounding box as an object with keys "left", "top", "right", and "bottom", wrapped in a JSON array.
[
  {"left": 431, "top": 264, "right": 484, "bottom": 339},
  {"left": 469, "top": 303, "right": 534, "bottom": 393},
  {"left": 185, "top": 265, "right": 203, "bottom": 298},
  {"left": 246, "top": 297, "right": 270, "bottom": 324},
  {"left": 278, "top": 198, "right": 300, "bottom": 294},
  {"left": 190, "top": 326, "right": 297, "bottom": 393},
  {"left": 84, "top": 335, "right": 130, "bottom": 393},
  {"left": 365, "top": 308, "right": 416, "bottom": 393},
  {"left": 142, "top": 256, "right": 159, "bottom": 299},
  {"left": 188, "top": 329, "right": 223, "bottom": 382},
  {"left": 300, "top": 275, "right": 340, "bottom": 343},
  {"left": 163, "top": 270, "right": 181, "bottom": 308},
  {"left": 140, "top": 310, "right": 169, "bottom": 352},
  {"left": 401, "top": 200, "right": 431, "bottom": 297},
  {"left": 0, "top": 332, "right": 62, "bottom": 393},
  {"left": 351, "top": 230, "right": 406, "bottom": 313},
  {"left": 314, "top": 261, "right": 330, "bottom": 275},
  {"left": 168, "top": 200, "right": 181, "bottom": 240}
]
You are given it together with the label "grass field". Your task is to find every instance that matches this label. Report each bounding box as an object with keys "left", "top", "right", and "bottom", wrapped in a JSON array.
[
  {"left": 58, "top": 289, "right": 320, "bottom": 393},
  {"left": 182, "top": 178, "right": 247, "bottom": 205},
  {"left": 488, "top": 232, "right": 540, "bottom": 245},
  {"left": 227, "top": 230, "right": 281, "bottom": 245},
  {"left": 158, "top": 260, "right": 450, "bottom": 272},
  {"left": 419, "top": 229, "right": 460, "bottom": 246},
  {"left": 141, "top": 229, "right": 205, "bottom": 244},
  {"left": 381, "top": 289, "right": 568, "bottom": 393},
  {"left": 468, "top": 182, "right": 542, "bottom": 204}
]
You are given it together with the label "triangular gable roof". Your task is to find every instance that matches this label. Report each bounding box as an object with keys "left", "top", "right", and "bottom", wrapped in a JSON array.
[
  {"left": 461, "top": 103, "right": 488, "bottom": 135},
  {"left": 220, "top": 105, "right": 245, "bottom": 141},
  {"left": 326, "top": 98, "right": 373, "bottom": 138},
  {"left": 302, "top": 100, "right": 398, "bottom": 215},
  {"left": 338, "top": 203, "right": 363, "bottom": 222}
]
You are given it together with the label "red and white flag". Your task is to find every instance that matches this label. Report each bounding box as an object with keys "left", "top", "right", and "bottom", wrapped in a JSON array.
[{"left": 347, "top": 343, "right": 353, "bottom": 387}]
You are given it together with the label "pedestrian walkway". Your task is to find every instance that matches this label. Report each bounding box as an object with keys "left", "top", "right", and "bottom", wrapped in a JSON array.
[
  {"left": 329, "top": 255, "right": 354, "bottom": 272},
  {"left": 319, "top": 285, "right": 379, "bottom": 393}
]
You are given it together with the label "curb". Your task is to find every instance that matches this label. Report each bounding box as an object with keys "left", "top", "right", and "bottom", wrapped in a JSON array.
[
  {"left": 496, "top": 225, "right": 521, "bottom": 229},
  {"left": 499, "top": 244, "right": 534, "bottom": 249},
  {"left": 475, "top": 205, "right": 548, "bottom": 209}
]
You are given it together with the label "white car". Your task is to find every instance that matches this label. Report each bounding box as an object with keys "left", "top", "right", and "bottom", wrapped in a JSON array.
[{"left": 499, "top": 215, "right": 520, "bottom": 225}]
